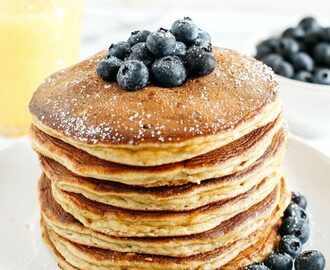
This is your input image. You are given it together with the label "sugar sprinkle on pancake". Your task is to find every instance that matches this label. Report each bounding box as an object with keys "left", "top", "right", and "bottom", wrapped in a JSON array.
[
  {"left": 29, "top": 18, "right": 290, "bottom": 269},
  {"left": 30, "top": 48, "right": 281, "bottom": 166}
]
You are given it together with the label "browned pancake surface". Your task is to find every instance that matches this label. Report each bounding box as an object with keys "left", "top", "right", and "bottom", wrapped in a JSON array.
[
  {"left": 40, "top": 128, "right": 284, "bottom": 197},
  {"left": 39, "top": 174, "right": 284, "bottom": 241},
  {"left": 29, "top": 48, "right": 278, "bottom": 145},
  {"left": 42, "top": 220, "right": 279, "bottom": 270},
  {"left": 43, "top": 219, "right": 280, "bottom": 265},
  {"left": 31, "top": 116, "right": 281, "bottom": 182}
]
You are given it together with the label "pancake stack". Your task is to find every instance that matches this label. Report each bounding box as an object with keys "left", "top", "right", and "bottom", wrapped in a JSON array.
[{"left": 29, "top": 47, "right": 291, "bottom": 270}]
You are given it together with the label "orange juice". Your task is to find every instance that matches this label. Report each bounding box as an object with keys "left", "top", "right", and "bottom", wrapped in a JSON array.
[{"left": 0, "top": 0, "right": 83, "bottom": 136}]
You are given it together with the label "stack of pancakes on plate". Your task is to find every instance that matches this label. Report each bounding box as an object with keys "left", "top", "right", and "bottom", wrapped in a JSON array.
[{"left": 29, "top": 47, "right": 291, "bottom": 270}]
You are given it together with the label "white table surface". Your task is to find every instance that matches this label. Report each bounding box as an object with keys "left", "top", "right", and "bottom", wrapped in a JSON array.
[{"left": 1, "top": 4, "right": 330, "bottom": 156}]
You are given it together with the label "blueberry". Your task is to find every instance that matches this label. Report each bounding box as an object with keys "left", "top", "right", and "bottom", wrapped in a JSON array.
[
  {"left": 273, "top": 61, "right": 294, "bottom": 78},
  {"left": 294, "top": 71, "right": 313, "bottom": 83},
  {"left": 304, "top": 29, "right": 324, "bottom": 48},
  {"left": 279, "top": 235, "right": 302, "bottom": 258},
  {"left": 282, "top": 27, "right": 305, "bottom": 40},
  {"left": 244, "top": 263, "right": 270, "bottom": 270},
  {"left": 146, "top": 28, "right": 176, "bottom": 57},
  {"left": 184, "top": 45, "right": 216, "bottom": 76},
  {"left": 295, "top": 250, "right": 326, "bottom": 270},
  {"left": 284, "top": 203, "right": 309, "bottom": 223},
  {"left": 258, "top": 38, "right": 279, "bottom": 50},
  {"left": 96, "top": 56, "right": 123, "bottom": 82},
  {"left": 125, "top": 42, "right": 154, "bottom": 67},
  {"left": 280, "top": 217, "right": 310, "bottom": 244},
  {"left": 108, "top": 41, "right": 131, "bottom": 60},
  {"left": 313, "top": 43, "right": 330, "bottom": 65},
  {"left": 171, "top": 17, "right": 199, "bottom": 43},
  {"left": 321, "top": 27, "right": 330, "bottom": 42},
  {"left": 127, "top": 30, "right": 151, "bottom": 46},
  {"left": 298, "top": 41, "right": 308, "bottom": 52},
  {"left": 291, "top": 192, "right": 308, "bottom": 209},
  {"left": 291, "top": 52, "right": 314, "bottom": 71},
  {"left": 256, "top": 44, "right": 274, "bottom": 60},
  {"left": 276, "top": 38, "right": 299, "bottom": 56},
  {"left": 116, "top": 60, "right": 149, "bottom": 91},
  {"left": 313, "top": 68, "right": 330, "bottom": 85},
  {"left": 256, "top": 38, "right": 278, "bottom": 59},
  {"left": 171, "top": 41, "right": 187, "bottom": 58},
  {"left": 192, "top": 29, "right": 211, "bottom": 47},
  {"left": 264, "top": 251, "right": 293, "bottom": 270},
  {"left": 151, "top": 56, "right": 187, "bottom": 87},
  {"left": 298, "top": 17, "right": 320, "bottom": 33},
  {"left": 261, "top": 54, "right": 283, "bottom": 69}
]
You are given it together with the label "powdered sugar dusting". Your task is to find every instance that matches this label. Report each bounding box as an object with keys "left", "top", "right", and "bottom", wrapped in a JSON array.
[{"left": 31, "top": 48, "right": 279, "bottom": 145}]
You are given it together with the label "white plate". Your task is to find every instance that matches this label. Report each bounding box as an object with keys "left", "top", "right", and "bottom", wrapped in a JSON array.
[{"left": 0, "top": 136, "right": 329, "bottom": 270}]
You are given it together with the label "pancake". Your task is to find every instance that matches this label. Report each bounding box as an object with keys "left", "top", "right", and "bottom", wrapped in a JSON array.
[
  {"left": 42, "top": 217, "right": 280, "bottom": 270},
  {"left": 40, "top": 174, "right": 290, "bottom": 257},
  {"left": 42, "top": 219, "right": 279, "bottom": 270},
  {"left": 41, "top": 130, "right": 285, "bottom": 211},
  {"left": 49, "top": 173, "right": 282, "bottom": 237},
  {"left": 220, "top": 225, "right": 280, "bottom": 270},
  {"left": 42, "top": 224, "right": 80, "bottom": 270},
  {"left": 30, "top": 117, "right": 284, "bottom": 187},
  {"left": 42, "top": 149, "right": 284, "bottom": 211},
  {"left": 29, "top": 47, "right": 280, "bottom": 166}
]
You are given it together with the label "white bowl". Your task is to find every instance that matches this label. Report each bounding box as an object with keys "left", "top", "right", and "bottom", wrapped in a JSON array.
[{"left": 243, "top": 32, "right": 330, "bottom": 138}]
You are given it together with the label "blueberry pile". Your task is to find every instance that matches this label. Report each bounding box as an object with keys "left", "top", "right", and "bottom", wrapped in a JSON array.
[
  {"left": 255, "top": 17, "right": 330, "bottom": 85},
  {"left": 244, "top": 191, "right": 326, "bottom": 270},
  {"left": 96, "top": 17, "right": 216, "bottom": 91}
]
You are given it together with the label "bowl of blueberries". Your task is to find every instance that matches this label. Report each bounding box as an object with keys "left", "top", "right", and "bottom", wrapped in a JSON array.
[{"left": 244, "top": 16, "right": 330, "bottom": 138}]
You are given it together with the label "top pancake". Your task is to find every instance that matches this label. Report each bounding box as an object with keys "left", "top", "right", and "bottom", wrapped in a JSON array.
[{"left": 29, "top": 47, "right": 280, "bottom": 166}]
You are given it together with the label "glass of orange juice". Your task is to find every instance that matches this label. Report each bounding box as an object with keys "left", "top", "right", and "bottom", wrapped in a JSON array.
[{"left": 0, "top": 0, "right": 83, "bottom": 136}]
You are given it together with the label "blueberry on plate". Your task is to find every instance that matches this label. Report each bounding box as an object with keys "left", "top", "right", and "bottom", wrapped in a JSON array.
[
  {"left": 264, "top": 251, "right": 293, "bottom": 270},
  {"left": 273, "top": 61, "right": 294, "bottom": 78},
  {"left": 313, "top": 68, "right": 330, "bottom": 85},
  {"left": 125, "top": 42, "right": 154, "bottom": 67},
  {"left": 279, "top": 235, "right": 302, "bottom": 258},
  {"left": 127, "top": 30, "right": 151, "bottom": 46},
  {"left": 261, "top": 54, "right": 283, "bottom": 70},
  {"left": 276, "top": 38, "right": 299, "bottom": 56},
  {"left": 280, "top": 216, "right": 310, "bottom": 244},
  {"left": 244, "top": 263, "right": 270, "bottom": 270},
  {"left": 146, "top": 28, "right": 176, "bottom": 57},
  {"left": 298, "top": 16, "right": 320, "bottom": 33},
  {"left": 284, "top": 203, "right": 309, "bottom": 223},
  {"left": 313, "top": 43, "right": 330, "bottom": 65},
  {"left": 294, "top": 71, "right": 313, "bottom": 83},
  {"left": 291, "top": 192, "right": 307, "bottom": 209},
  {"left": 192, "top": 29, "right": 211, "bottom": 47},
  {"left": 295, "top": 250, "right": 326, "bottom": 270},
  {"left": 117, "top": 60, "right": 149, "bottom": 91},
  {"left": 282, "top": 27, "right": 305, "bottom": 40},
  {"left": 291, "top": 52, "right": 314, "bottom": 71},
  {"left": 96, "top": 56, "right": 123, "bottom": 82},
  {"left": 151, "top": 56, "right": 187, "bottom": 87},
  {"left": 171, "top": 41, "right": 187, "bottom": 58},
  {"left": 108, "top": 41, "right": 131, "bottom": 60},
  {"left": 184, "top": 45, "right": 216, "bottom": 76},
  {"left": 171, "top": 17, "right": 199, "bottom": 43}
]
